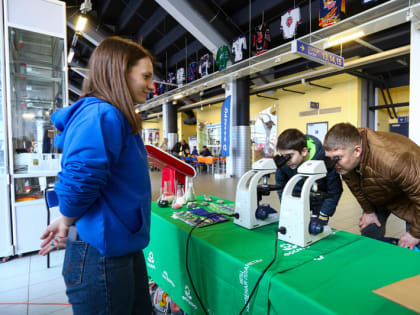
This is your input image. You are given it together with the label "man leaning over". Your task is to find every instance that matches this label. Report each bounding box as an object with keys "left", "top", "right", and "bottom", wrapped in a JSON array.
[{"left": 324, "top": 123, "right": 420, "bottom": 249}]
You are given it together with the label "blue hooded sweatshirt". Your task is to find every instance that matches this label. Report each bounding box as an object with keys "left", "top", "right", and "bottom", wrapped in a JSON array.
[{"left": 52, "top": 97, "right": 151, "bottom": 257}]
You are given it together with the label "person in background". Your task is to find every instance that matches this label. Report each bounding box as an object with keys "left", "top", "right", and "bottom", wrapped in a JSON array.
[
  {"left": 275, "top": 129, "right": 343, "bottom": 234},
  {"left": 171, "top": 142, "right": 181, "bottom": 156},
  {"left": 191, "top": 146, "right": 198, "bottom": 155},
  {"left": 199, "top": 145, "right": 212, "bottom": 156},
  {"left": 180, "top": 139, "right": 190, "bottom": 155},
  {"left": 159, "top": 137, "right": 169, "bottom": 151},
  {"left": 39, "top": 36, "right": 155, "bottom": 314},
  {"left": 324, "top": 123, "right": 420, "bottom": 250}
]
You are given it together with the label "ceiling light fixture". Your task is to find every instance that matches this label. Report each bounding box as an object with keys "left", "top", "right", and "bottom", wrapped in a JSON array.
[
  {"left": 327, "top": 31, "right": 365, "bottom": 47},
  {"left": 173, "top": 93, "right": 184, "bottom": 100},
  {"left": 68, "top": 48, "right": 75, "bottom": 64},
  {"left": 75, "top": 14, "right": 88, "bottom": 34},
  {"left": 68, "top": 0, "right": 92, "bottom": 64}
]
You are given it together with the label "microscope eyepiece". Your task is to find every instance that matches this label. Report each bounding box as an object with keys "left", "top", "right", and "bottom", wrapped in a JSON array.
[
  {"left": 323, "top": 156, "right": 340, "bottom": 171},
  {"left": 273, "top": 154, "right": 292, "bottom": 168}
]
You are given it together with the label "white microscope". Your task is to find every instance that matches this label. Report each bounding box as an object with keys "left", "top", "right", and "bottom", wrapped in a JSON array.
[
  {"left": 277, "top": 160, "right": 332, "bottom": 247},
  {"left": 234, "top": 158, "right": 281, "bottom": 229}
]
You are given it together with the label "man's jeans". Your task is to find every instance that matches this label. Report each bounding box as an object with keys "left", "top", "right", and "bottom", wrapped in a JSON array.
[{"left": 62, "top": 233, "right": 152, "bottom": 315}]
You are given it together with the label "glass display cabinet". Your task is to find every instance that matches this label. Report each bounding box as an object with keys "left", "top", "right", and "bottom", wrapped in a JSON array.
[
  {"left": 0, "top": 0, "right": 12, "bottom": 259},
  {"left": 9, "top": 27, "right": 65, "bottom": 176},
  {"left": 1, "top": 0, "right": 67, "bottom": 256}
]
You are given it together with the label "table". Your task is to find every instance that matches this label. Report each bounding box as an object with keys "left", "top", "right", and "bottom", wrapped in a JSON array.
[
  {"left": 196, "top": 156, "right": 217, "bottom": 174},
  {"left": 145, "top": 195, "right": 420, "bottom": 314}
]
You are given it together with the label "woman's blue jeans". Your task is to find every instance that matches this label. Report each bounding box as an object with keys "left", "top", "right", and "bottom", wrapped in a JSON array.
[{"left": 62, "top": 235, "right": 153, "bottom": 315}]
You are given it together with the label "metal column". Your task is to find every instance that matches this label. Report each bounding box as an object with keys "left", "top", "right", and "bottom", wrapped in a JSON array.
[
  {"left": 361, "top": 79, "right": 375, "bottom": 129},
  {"left": 409, "top": 20, "right": 420, "bottom": 144},
  {"left": 228, "top": 77, "right": 250, "bottom": 177},
  {"left": 162, "top": 101, "right": 178, "bottom": 150}
]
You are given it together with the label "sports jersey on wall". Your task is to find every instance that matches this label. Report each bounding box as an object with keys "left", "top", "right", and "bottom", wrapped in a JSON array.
[
  {"left": 167, "top": 72, "right": 176, "bottom": 90},
  {"left": 153, "top": 82, "right": 158, "bottom": 96},
  {"left": 168, "top": 72, "right": 176, "bottom": 84},
  {"left": 199, "top": 53, "right": 213, "bottom": 77},
  {"left": 253, "top": 23, "right": 271, "bottom": 55},
  {"left": 177, "top": 67, "right": 185, "bottom": 87},
  {"left": 146, "top": 90, "right": 154, "bottom": 100},
  {"left": 232, "top": 35, "right": 247, "bottom": 62},
  {"left": 319, "top": 0, "right": 346, "bottom": 28},
  {"left": 187, "top": 61, "right": 199, "bottom": 82},
  {"left": 216, "top": 45, "right": 230, "bottom": 70},
  {"left": 280, "top": 7, "right": 301, "bottom": 39},
  {"left": 158, "top": 82, "right": 166, "bottom": 95}
]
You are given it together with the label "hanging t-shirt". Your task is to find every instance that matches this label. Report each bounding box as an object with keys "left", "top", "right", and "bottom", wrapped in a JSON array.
[
  {"left": 168, "top": 72, "right": 176, "bottom": 84},
  {"left": 319, "top": 0, "right": 346, "bottom": 28},
  {"left": 177, "top": 68, "right": 185, "bottom": 87},
  {"left": 199, "top": 53, "right": 213, "bottom": 77},
  {"left": 232, "top": 35, "right": 247, "bottom": 62},
  {"left": 187, "top": 61, "right": 199, "bottom": 83},
  {"left": 216, "top": 45, "right": 230, "bottom": 70},
  {"left": 158, "top": 82, "right": 166, "bottom": 95},
  {"left": 153, "top": 82, "right": 159, "bottom": 95},
  {"left": 253, "top": 23, "right": 271, "bottom": 55},
  {"left": 146, "top": 90, "right": 154, "bottom": 100},
  {"left": 281, "top": 7, "right": 301, "bottom": 39}
]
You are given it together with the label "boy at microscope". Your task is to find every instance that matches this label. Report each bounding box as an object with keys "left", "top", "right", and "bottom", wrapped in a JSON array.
[{"left": 275, "top": 129, "right": 343, "bottom": 234}]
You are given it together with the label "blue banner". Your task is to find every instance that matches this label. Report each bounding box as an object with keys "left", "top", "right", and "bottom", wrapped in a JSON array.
[{"left": 221, "top": 96, "right": 231, "bottom": 157}]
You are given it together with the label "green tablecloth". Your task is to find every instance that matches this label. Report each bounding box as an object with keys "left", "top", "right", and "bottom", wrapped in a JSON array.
[{"left": 145, "top": 195, "right": 420, "bottom": 315}]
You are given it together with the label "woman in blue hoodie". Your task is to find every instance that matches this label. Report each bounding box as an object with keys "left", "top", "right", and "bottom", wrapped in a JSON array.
[{"left": 39, "top": 37, "right": 155, "bottom": 314}]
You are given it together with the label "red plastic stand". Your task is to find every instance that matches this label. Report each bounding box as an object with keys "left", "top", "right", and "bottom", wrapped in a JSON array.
[{"left": 145, "top": 145, "right": 196, "bottom": 195}]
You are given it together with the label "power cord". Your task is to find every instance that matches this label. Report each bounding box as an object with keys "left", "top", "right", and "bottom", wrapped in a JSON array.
[
  {"left": 186, "top": 212, "right": 238, "bottom": 315},
  {"left": 238, "top": 228, "right": 280, "bottom": 315}
]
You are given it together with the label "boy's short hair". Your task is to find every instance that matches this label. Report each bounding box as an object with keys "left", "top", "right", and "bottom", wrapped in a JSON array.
[
  {"left": 324, "top": 123, "right": 361, "bottom": 151},
  {"left": 276, "top": 129, "right": 307, "bottom": 152}
]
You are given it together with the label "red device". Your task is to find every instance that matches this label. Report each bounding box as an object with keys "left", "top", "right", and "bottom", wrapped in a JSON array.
[{"left": 145, "top": 145, "right": 196, "bottom": 196}]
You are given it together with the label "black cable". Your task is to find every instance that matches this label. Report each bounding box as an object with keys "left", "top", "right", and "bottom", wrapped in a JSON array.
[
  {"left": 186, "top": 213, "right": 238, "bottom": 315},
  {"left": 238, "top": 229, "right": 280, "bottom": 315}
]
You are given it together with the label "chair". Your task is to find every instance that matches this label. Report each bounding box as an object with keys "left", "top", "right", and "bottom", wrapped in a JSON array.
[
  {"left": 44, "top": 187, "right": 59, "bottom": 268},
  {"left": 191, "top": 156, "right": 205, "bottom": 173}
]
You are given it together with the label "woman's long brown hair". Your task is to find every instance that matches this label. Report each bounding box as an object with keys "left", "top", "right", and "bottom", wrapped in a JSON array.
[{"left": 81, "top": 36, "right": 152, "bottom": 134}]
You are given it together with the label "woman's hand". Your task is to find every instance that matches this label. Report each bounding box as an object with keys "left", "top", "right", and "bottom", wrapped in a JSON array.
[{"left": 39, "top": 216, "right": 70, "bottom": 256}]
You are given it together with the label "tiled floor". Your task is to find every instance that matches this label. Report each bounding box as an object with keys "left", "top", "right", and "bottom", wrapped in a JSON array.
[{"left": 0, "top": 171, "right": 406, "bottom": 315}]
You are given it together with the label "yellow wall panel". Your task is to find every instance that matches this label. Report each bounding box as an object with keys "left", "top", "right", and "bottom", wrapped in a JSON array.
[
  {"left": 250, "top": 74, "right": 361, "bottom": 138},
  {"left": 377, "top": 86, "right": 409, "bottom": 130}
]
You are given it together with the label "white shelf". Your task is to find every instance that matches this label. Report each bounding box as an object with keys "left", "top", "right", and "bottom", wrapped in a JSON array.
[{"left": 12, "top": 171, "right": 59, "bottom": 178}]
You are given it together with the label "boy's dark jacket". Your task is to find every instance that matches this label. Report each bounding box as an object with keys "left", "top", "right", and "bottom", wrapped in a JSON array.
[{"left": 275, "top": 135, "right": 343, "bottom": 216}]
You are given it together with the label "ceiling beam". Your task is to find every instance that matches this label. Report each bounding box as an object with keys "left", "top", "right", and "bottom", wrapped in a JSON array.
[
  {"left": 152, "top": 24, "right": 185, "bottom": 55},
  {"left": 69, "top": 83, "right": 82, "bottom": 96},
  {"left": 118, "top": 0, "right": 144, "bottom": 32},
  {"left": 137, "top": 7, "right": 167, "bottom": 43},
  {"left": 155, "top": 0, "right": 228, "bottom": 55},
  {"left": 101, "top": 0, "right": 112, "bottom": 17}
]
